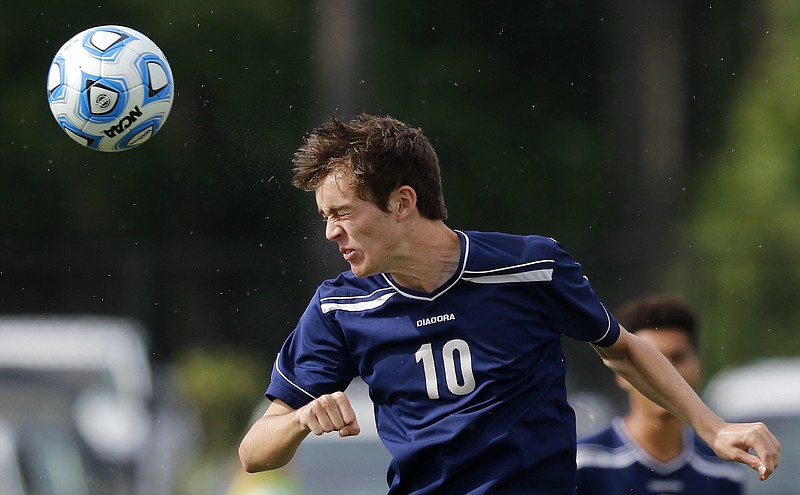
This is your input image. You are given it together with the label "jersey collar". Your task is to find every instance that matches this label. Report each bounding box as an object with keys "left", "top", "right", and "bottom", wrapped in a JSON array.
[{"left": 381, "top": 230, "right": 469, "bottom": 301}]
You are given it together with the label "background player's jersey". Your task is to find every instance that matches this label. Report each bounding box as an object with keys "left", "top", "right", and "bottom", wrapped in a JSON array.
[
  {"left": 576, "top": 418, "right": 745, "bottom": 494},
  {"left": 267, "top": 230, "right": 620, "bottom": 494}
]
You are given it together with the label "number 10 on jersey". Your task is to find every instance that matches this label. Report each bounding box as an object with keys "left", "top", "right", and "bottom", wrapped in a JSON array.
[{"left": 415, "top": 339, "right": 476, "bottom": 399}]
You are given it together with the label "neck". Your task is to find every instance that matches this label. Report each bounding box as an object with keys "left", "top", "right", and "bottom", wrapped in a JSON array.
[
  {"left": 623, "top": 412, "right": 685, "bottom": 463},
  {"left": 388, "top": 222, "right": 461, "bottom": 293}
]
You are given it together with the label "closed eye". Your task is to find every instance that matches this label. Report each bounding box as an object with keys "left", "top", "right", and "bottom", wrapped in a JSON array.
[{"left": 320, "top": 209, "right": 350, "bottom": 222}]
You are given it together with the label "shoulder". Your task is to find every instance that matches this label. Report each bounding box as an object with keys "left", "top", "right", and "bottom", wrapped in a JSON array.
[
  {"left": 462, "top": 230, "right": 558, "bottom": 252},
  {"left": 687, "top": 433, "right": 747, "bottom": 484},
  {"left": 460, "top": 230, "right": 563, "bottom": 270},
  {"left": 314, "top": 272, "right": 397, "bottom": 315},
  {"left": 690, "top": 432, "right": 717, "bottom": 457},
  {"left": 578, "top": 425, "right": 622, "bottom": 448},
  {"left": 576, "top": 421, "right": 636, "bottom": 470},
  {"left": 318, "top": 271, "right": 391, "bottom": 298}
]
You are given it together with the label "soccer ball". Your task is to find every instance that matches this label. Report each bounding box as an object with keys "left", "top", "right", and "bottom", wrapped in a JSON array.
[{"left": 46, "top": 25, "right": 174, "bottom": 152}]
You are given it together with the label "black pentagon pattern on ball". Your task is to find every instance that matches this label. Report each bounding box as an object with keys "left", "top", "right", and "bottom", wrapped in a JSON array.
[
  {"left": 145, "top": 61, "right": 170, "bottom": 98},
  {"left": 84, "top": 80, "right": 121, "bottom": 116},
  {"left": 89, "top": 29, "right": 129, "bottom": 53},
  {"left": 63, "top": 125, "right": 97, "bottom": 148},
  {"left": 46, "top": 61, "right": 63, "bottom": 98}
]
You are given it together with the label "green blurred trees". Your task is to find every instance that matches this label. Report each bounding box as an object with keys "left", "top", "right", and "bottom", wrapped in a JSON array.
[{"left": 673, "top": 0, "right": 800, "bottom": 373}]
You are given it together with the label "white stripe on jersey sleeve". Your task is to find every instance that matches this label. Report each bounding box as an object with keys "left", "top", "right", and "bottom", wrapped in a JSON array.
[
  {"left": 320, "top": 291, "right": 396, "bottom": 314},
  {"left": 274, "top": 353, "right": 317, "bottom": 400},
  {"left": 462, "top": 259, "right": 554, "bottom": 284},
  {"left": 462, "top": 268, "right": 553, "bottom": 284},
  {"left": 590, "top": 304, "right": 614, "bottom": 345}
]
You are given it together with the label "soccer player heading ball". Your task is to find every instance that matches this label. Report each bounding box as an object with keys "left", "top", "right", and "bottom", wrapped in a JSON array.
[{"left": 239, "top": 114, "right": 780, "bottom": 494}]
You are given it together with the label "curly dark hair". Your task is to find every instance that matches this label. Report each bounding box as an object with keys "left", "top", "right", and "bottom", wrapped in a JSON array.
[
  {"left": 614, "top": 295, "right": 699, "bottom": 349},
  {"left": 292, "top": 114, "right": 448, "bottom": 220}
]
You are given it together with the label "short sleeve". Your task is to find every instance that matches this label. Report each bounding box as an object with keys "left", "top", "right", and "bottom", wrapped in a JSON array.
[
  {"left": 265, "top": 288, "right": 358, "bottom": 409},
  {"left": 544, "top": 241, "right": 620, "bottom": 347}
]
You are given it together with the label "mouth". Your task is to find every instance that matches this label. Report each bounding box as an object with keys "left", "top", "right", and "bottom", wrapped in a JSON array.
[{"left": 340, "top": 247, "right": 356, "bottom": 262}]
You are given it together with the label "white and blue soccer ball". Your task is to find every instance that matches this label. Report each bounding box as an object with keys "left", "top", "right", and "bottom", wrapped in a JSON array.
[{"left": 47, "top": 25, "right": 174, "bottom": 152}]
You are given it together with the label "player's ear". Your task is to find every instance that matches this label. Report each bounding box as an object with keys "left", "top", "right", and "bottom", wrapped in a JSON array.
[{"left": 393, "top": 186, "right": 417, "bottom": 217}]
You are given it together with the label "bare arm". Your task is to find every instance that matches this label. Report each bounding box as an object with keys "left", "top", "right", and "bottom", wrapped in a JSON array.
[
  {"left": 593, "top": 326, "right": 781, "bottom": 480},
  {"left": 238, "top": 391, "right": 361, "bottom": 473}
]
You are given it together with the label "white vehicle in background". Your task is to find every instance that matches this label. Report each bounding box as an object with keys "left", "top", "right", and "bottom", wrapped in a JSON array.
[
  {"left": 703, "top": 357, "right": 800, "bottom": 495},
  {"left": 0, "top": 416, "right": 91, "bottom": 495},
  {"left": 226, "top": 378, "right": 392, "bottom": 495},
  {"left": 0, "top": 315, "right": 197, "bottom": 495}
]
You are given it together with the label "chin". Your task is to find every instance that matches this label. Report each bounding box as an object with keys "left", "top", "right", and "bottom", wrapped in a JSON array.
[
  {"left": 347, "top": 254, "right": 384, "bottom": 278},
  {"left": 348, "top": 264, "right": 371, "bottom": 278}
]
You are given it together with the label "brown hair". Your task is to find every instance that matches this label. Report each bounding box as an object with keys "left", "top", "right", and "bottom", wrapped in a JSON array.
[
  {"left": 292, "top": 114, "right": 448, "bottom": 220},
  {"left": 615, "top": 295, "right": 699, "bottom": 348}
]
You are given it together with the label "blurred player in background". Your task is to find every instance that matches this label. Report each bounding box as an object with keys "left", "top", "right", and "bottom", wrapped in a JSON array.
[
  {"left": 576, "top": 295, "right": 746, "bottom": 494},
  {"left": 238, "top": 114, "right": 779, "bottom": 494}
]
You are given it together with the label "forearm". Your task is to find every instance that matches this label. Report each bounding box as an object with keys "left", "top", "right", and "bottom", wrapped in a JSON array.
[
  {"left": 238, "top": 409, "right": 309, "bottom": 472},
  {"left": 594, "top": 330, "right": 725, "bottom": 443}
]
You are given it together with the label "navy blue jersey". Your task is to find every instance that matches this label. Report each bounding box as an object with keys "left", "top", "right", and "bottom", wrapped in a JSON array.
[
  {"left": 267, "top": 231, "right": 620, "bottom": 494},
  {"left": 576, "top": 418, "right": 745, "bottom": 495}
]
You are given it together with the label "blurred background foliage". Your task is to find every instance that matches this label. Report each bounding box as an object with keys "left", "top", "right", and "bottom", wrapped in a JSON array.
[
  {"left": 674, "top": 0, "right": 800, "bottom": 372},
  {"left": 2, "top": 0, "right": 800, "bottom": 488}
]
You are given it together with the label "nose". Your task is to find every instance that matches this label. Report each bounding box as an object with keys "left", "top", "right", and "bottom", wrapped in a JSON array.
[{"left": 325, "top": 218, "right": 342, "bottom": 241}]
